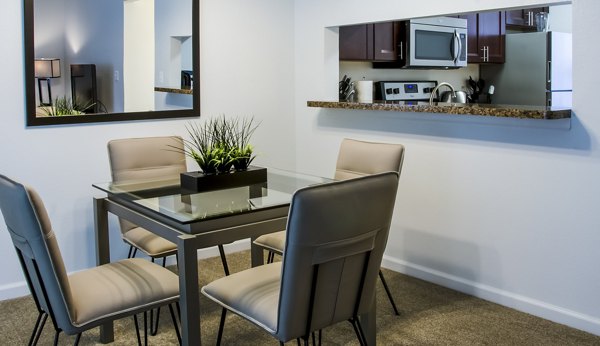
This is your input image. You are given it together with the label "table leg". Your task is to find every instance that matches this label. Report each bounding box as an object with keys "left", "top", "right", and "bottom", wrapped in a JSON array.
[
  {"left": 93, "top": 197, "right": 114, "bottom": 343},
  {"left": 250, "top": 237, "right": 265, "bottom": 267},
  {"left": 177, "top": 235, "right": 201, "bottom": 345}
]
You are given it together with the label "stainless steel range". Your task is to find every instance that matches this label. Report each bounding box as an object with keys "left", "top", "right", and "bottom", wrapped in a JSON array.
[{"left": 374, "top": 81, "right": 437, "bottom": 102}]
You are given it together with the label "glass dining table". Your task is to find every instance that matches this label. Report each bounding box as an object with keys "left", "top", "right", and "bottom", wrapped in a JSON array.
[{"left": 92, "top": 167, "right": 377, "bottom": 345}]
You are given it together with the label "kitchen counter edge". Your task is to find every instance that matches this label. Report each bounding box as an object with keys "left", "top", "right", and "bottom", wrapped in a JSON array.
[{"left": 307, "top": 101, "right": 571, "bottom": 120}]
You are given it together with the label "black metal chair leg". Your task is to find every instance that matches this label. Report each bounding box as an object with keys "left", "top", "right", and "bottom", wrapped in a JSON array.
[
  {"left": 144, "top": 311, "right": 148, "bottom": 346},
  {"left": 73, "top": 333, "right": 82, "bottom": 346},
  {"left": 150, "top": 308, "right": 161, "bottom": 335},
  {"left": 355, "top": 318, "right": 368, "bottom": 346},
  {"left": 168, "top": 303, "right": 182, "bottom": 345},
  {"left": 216, "top": 308, "right": 227, "bottom": 346},
  {"left": 32, "top": 313, "right": 48, "bottom": 346},
  {"left": 133, "top": 314, "right": 142, "bottom": 346},
  {"left": 267, "top": 251, "right": 275, "bottom": 264},
  {"left": 217, "top": 245, "right": 230, "bottom": 276},
  {"left": 28, "top": 311, "right": 47, "bottom": 346},
  {"left": 378, "top": 270, "right": 400, "bottom": 315},
  {"left": 162, "top": 257, "right": 167, "bottom": 267},
  {"left": 128, "top": 245, "right": 135, "bottom": 258},
  {"left": 53, "top": 330, "right": 61, "bottom": 346},
  {"left": 349, "top": 318, "right": 366, "bottom": 346}
]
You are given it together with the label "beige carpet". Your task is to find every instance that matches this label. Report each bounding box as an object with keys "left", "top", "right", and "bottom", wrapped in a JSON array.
[{"left": 1, "top": 250, "right": 598, "bottom": 345}]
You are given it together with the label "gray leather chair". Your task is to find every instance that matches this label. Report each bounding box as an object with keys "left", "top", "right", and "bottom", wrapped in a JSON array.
[
  {"left": 253, "top": 138, "right": 405, "bottom": 315},
  {"left": 0, "top": 174, "right": 181, "bottom": 345},
  {"left": 202, "top": 172, "right": 399, "bottom": 345}
]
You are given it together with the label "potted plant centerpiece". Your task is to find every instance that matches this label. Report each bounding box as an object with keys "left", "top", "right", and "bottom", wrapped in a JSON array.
[
  {"left": 230, "top": 117, "right": 259, "bottom": 171},
  {"left": 175, "top": 115, "right": 264, "bottom": 192}
]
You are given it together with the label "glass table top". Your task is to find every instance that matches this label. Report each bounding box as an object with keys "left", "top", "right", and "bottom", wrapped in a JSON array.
[{"left": 93, "top": 167, "right": 333, "bottom": 224}]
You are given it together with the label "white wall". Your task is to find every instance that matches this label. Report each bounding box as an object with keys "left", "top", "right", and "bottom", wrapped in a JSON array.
[
  {"left": 549, "top": 4, "right": 572, "bottom": 32},
  {"left": 124, "top": 0, "right": 155, "bottom": 112},
  {"left": 200, "top": 0, "right": 296, "bottom": 167},
  {"left": 153, "top": 0, "right": 194, "bottom": 111},
  {"left": 63, "top": 0, "right": 123, "bottom": 113},
  {"left": 155, "top": 0, "right": 192, "bottom": 89},
  {"left": 34, "top": 0, "right": 67, "bottom": 104},
  {"left": 295, "top": 0, "right": 600, "bottom": 336},
  {"left": 0, "top": 0, "right": 295, "bottom": 298}
]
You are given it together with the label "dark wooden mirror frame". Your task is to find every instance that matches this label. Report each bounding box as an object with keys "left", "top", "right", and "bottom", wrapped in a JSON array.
[{"left": 24, "top": 0, "right": 200, "bottom": 127}]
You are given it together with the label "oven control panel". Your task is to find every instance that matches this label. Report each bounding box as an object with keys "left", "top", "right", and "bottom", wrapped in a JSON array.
[{"left": 374, "top": 81, "right": 437, "bottom": 101}]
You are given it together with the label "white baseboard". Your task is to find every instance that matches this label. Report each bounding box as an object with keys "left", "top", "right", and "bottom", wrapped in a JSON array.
[
  {"left": 381, "top": 255, "right": 600, "bottom": 337},
  {"left": 0, "top": 240, "right": 252, "bottom": 301},
  {"left": 0, "top": 281, "right": 29, "bottom": 301}
]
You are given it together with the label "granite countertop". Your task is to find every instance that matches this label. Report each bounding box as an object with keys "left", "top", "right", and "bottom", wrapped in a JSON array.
[
  {"left": 154, "top": 87, "right": 193, "bottom": 95},
  {"left": 307, "top": 100, "right": 571, "bottom": 120}
]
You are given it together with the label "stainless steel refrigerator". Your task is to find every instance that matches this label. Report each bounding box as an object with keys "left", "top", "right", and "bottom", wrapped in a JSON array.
[{"left": 480, "top": 31, "right": 572, "bottom": 108}]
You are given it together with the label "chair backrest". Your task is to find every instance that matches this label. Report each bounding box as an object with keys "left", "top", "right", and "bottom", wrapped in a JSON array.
[
  {"left": 107, "top": 136, "right": 187, "bottom": 233},
  {"left": 276, "top": 172, "right": 399, "bottom": 341},
  {"left": 0, "top": 175, "right": 75, "bottom": 331},
  {"left": 334, "top": 138, "right": 405, "bottom": 180}
]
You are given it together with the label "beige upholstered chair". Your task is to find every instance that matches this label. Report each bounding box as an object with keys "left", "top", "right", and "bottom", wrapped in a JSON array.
[
  {"left": 203, "top": 172, "right": 399, "bottom": 345},
  {"left": 0, "top": 174, "right": 181, "bottom": 345},
  {"left": 108, "top": 136, "right": 231, "bottom": 334},
  {"left": 253, "top": 138, "right": 405, "bottom": 315},
  {"left": 107, "top": 136, "right": 231, "bottom": 269}
]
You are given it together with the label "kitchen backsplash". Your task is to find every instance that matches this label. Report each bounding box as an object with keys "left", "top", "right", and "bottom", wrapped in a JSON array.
[{"left": 340, "top": 61, "right": 481, "bottom": 96}]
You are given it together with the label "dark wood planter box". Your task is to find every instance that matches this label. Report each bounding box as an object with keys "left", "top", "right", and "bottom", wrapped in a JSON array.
[{"left": 180, "top": 166, "right": 267, "bottom": 193}]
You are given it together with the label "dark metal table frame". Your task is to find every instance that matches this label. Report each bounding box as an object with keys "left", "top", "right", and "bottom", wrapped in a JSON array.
[{"left": 93, "top": 183, "right": 376, "bottom": 345}]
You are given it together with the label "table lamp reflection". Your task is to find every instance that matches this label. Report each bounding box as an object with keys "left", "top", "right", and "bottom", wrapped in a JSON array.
[{"left": 34, "top": 58, "right": 61, "bottom": 106}]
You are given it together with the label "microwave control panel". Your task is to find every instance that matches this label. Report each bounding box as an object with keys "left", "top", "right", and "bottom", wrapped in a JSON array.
[{"left": 374, "top": 81, "right": 437, "bottom": 101}]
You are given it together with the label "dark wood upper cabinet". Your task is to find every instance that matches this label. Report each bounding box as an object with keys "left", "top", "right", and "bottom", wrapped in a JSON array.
[
  {"left": 373, "top": 22, "right": 400, "bottom": 61},
  {"left": 339, "top": 22, "right": 399, "bottom": 62},
  {"left": 462, "top": 13, "right": 480, "bottom": 63},
  {"left": 506, "top": 7, "right": 549, "bottom": 30},
  {"left": 460, "top": 11, "right": 505, "bottom": 64},
  {"left": 339, "top": 24, "right": 373, "bottom": 61}
]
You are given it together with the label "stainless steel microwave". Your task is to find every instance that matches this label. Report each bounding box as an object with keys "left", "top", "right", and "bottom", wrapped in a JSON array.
[{"left": 402, "top": 16, "right": 467, "bottom": 69}]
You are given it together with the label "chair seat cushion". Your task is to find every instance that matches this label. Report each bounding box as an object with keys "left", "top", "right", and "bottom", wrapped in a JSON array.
[
  {"left": 69, "top": 258, "right": 179, "bottom": 326},
  {"left": 123, "top": 227, "right": 177, "bottom": 257},
  {"left": 202, "top": 262, "right": 282, "bottom": 334},
  {"left": 253, "top": 231, "right": 286, "bottom": 254}
]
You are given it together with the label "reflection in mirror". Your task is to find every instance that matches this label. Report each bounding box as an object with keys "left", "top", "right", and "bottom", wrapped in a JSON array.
[{"left": 24, "top": 0, "right": 199, "bottom": 126}]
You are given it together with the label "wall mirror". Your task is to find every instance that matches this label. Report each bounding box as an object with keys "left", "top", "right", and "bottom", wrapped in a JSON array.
[{"left": 24, "top": 0, "right": 199, "bottom": 126}]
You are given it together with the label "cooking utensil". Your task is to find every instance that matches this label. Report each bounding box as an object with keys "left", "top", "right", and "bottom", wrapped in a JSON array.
[
  {"left": 339, "top": 76, "right": 353, "bottom": 101},
  {"left": 469, "top": 76, "right": 478, "bottom": 93},
  {"left": 477, "top": 78, "right": 485, "bottom": 94},
  {"left": 345, "top": 89, "right": 355, "bottom": 102}
]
